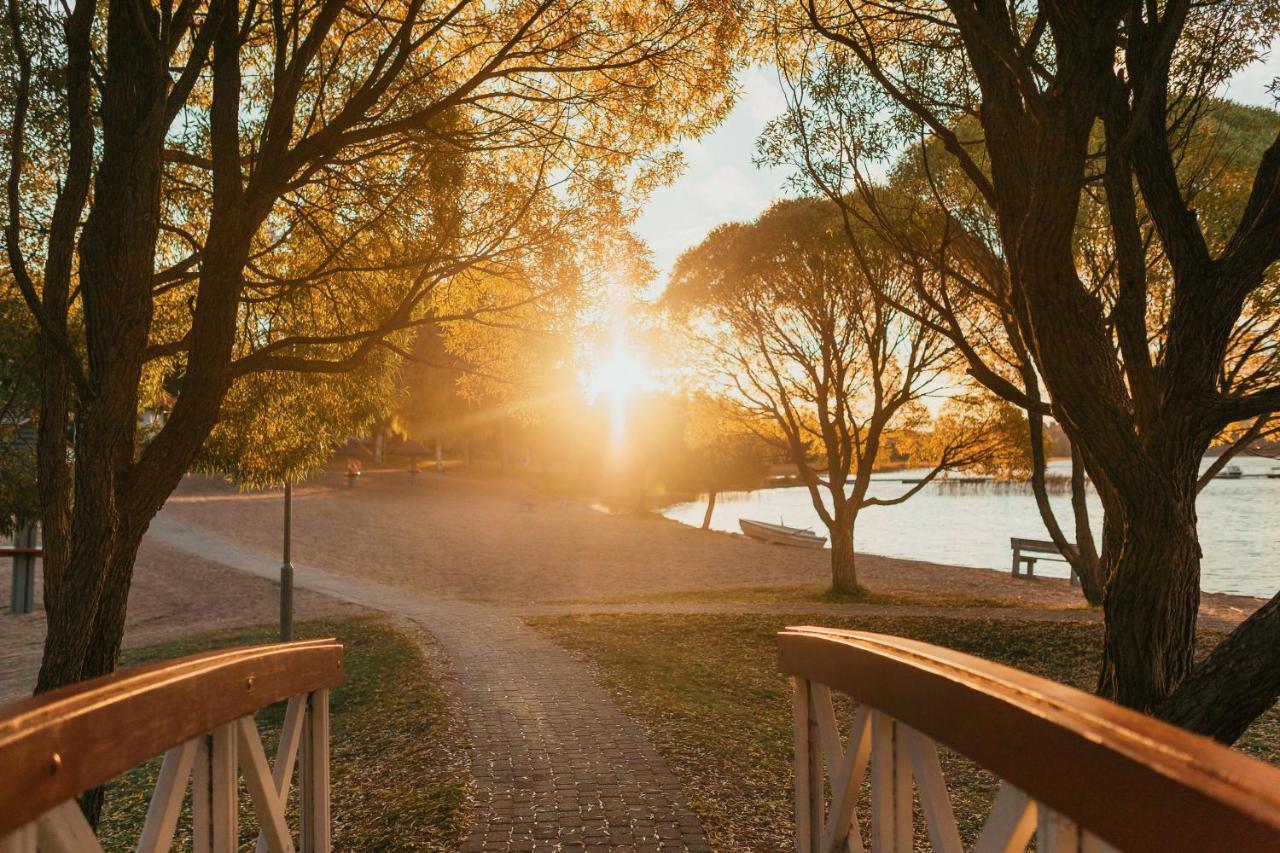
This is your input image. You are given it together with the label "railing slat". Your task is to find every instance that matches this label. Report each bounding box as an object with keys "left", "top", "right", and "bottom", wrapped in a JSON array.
[
  {"left": 972, "top": 782, "right": 1036, "bottom": 853},
  {"left": 238, "top": 716, "right": 296, "bottom": 853},
  {"left": 901, "top": 725, "right": 963, "bottom": 853},
  {"left": 817, "top": 705, "right": 870, "bottom": 853},
  {"left": 256, "top": 694, "right": 306, "bottom": 853},
  {"left": 792, "top": 678, "right": 813, "bottom": 853},
  {"left": 300, "top": 689, "right": 331, "bottom": 853},
  {"left": 869, "top": 711, "right": 899, "bottom": 853},
  {"left": 1036, "top": 804, "right": 1079, "bottom": 852},
  {"left": 211, "top": 722, "right": 238, "bottom": 853},
  {"left": 0, "top": 822, "right": 36, "bottom": 853},
  {"left": 806, "top": 685, "right": 824, "bottom": 850},
  {"left": 193, "top": 735, "right": 212, "bottom": 852},
  {"left": 137, "top": 737, "right": 199, "bottom": 853},
  {"left": 36, "top": 801, "right": 102, "bottom": 853}
]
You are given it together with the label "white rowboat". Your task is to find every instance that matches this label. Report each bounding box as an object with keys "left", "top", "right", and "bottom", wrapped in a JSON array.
[{"left": 739, "top": 518, "right": 827, "bottom": 549}]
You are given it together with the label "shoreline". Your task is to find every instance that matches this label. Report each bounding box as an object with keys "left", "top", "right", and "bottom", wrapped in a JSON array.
[{"left": 160, "top": 469, "right": 1265, "bottom": 625}]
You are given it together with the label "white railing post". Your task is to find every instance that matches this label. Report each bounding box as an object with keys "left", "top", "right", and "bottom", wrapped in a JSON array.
[
  {"left": 211, "top": 722, "right": 239, "bottom": 853},
  {"left": 1037, "top": 804, "right": 1080, "bottom": 852},
  {"left": 137, "top": 738, "right": 199, "bottom": 853},
  {"left": 0, "top": 822, "right": 35, "bottom": 853},
  {"left": 300, "top": 688, "right": 331, "bottom": 853},
  {"left": 807, "top": 685, "right": 824, "bottom": 849},
  {"left": 193, "top": 735, "right": 212, "bottom": 852},
  {"left": 869, "top": 711, "right": 912, "bottom": 853},
  {"left": 792, "top": 677, "right": 813, "bottom": 853}
]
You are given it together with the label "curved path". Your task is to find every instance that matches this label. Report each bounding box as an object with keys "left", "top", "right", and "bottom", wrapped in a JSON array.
[{"left": 148, "top": 518, "right": 710, "bottom": 852}]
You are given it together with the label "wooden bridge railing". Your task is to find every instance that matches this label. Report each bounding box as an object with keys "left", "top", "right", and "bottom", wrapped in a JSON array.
[
  {"left": 780, "top": 626, "right": 1280, "bottom": 853},
  {"left": 0, "top": 639, "right": 343, "bottom": 852}
]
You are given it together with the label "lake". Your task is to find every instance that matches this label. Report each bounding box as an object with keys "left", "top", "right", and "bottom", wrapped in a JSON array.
[{"left": 662, "top": 455, "right": 1280, "bottom": 598}]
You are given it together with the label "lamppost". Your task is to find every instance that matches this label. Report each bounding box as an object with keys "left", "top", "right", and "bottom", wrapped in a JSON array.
[{"left": 281, "top": 480, "right": 293, "bottom": 641}]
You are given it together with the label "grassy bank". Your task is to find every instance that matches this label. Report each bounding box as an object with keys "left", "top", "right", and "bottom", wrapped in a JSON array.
[
  {"left": 557, "top": 584, "right": 1086, "bottom": 610},
  {"left": 530, "top": 613, "right": 1280, "bottom": 851},
  {"left": 97, "top": 617, "right": 470, "bottom": 851}
]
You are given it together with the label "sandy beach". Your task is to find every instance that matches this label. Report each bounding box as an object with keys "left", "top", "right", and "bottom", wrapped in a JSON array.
[{"left": 156, "top": 469, "right": 1263, "bottom": 621}]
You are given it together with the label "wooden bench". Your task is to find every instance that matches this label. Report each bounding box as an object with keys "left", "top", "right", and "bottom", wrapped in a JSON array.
[{"left": 1011, "top": 537, "right": 1079, "bottom": 586}]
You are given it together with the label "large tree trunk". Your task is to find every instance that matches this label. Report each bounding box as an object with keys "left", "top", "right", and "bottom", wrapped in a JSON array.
[
  {"left": 829, "top": 513, "right": 858, "bottom": 594},
  {"left": 700, "top": 490, "right": 717, "bottom": 530},
  {"left": 34, "top": 0, "right": 178, "bottom": 696},
  {"left": 1095, "top": 486, "right": 1201, "bottom": 712}
]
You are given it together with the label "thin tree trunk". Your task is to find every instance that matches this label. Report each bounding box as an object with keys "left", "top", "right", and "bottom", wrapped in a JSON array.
[
  {"left": 1026, "top": 411, "right": 1104, "bottom": 604},
  {"left": 1068, "top": 444, "right": 1103, "bottom": 597},
  {"left": 701, "top": 490, "right": 717, "bottom": 530}
]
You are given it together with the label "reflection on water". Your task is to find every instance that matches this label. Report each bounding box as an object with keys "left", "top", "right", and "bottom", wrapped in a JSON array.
[{"left": 662, "top": 456, "right": 1280, "bottom": 597}]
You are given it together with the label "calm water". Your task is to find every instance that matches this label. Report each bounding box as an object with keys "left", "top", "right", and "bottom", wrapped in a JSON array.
[{"left": 663, "top": 455, "right": 1280, "bottom": 597}]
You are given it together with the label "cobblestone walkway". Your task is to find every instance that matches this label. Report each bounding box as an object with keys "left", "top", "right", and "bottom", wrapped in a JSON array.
[{"left": 149, "top": 519, "right": 710, "bottom": 852}]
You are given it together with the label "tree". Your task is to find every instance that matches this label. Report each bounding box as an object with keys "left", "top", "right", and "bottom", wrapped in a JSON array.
[
  {"left": 784, "top": 0, "right": 1280, "bottom": 737},
  {"left": 0, "top": 285, "right": 38, "bottom": 532},
  {"left": 681, "top": 393, "right": 773, "bottom": 529},
  {"left": 2, "top": 0, "right": 746, "bottom": 701},
  {"left": 196, "top": 357, "right": 396, "bottom": 488},
  {"left": 765, "top": 82, "right": 1280, "bottom": 605},
  {"left": 666, "top": 197, "right": 989, "bottom": 592}
]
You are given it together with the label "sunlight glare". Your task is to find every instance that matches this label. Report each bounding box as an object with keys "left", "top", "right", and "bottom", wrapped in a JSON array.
[
  {"left": 584, "top": 329, "right": 651, "bottom": 449},
  {"left": 587, "top": 342, "right": 649, "bottom": 405}
]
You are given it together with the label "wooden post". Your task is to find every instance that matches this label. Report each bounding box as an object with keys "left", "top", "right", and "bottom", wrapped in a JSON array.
[
  {"left": 793, "top": 677, "right": 813, "bottom": 853},
  {"left": 211, "top": 723, "right": 238, "bottom": 853},
  {"left": 9, "top": 522, "right": 37, "bottom": 614},
  {"left": 192, "top": 736, "right": 212, "bottom": 851},
  {"left": 301, "top": 689, "right": 331, "bottom": 853},
  {"left": 0, "top": 822, "right": 36, "bottom": 852}
]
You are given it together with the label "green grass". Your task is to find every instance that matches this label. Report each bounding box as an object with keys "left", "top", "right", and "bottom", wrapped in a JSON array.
[
  {"left": 529, "top": 613, "right": 1280, "bottom": 851},
  {"left": 557, "top": 584, "right": 1086, "bottom": 611},
  {"left": 96, "top": 617, "right": 471, "bottom": 851}
]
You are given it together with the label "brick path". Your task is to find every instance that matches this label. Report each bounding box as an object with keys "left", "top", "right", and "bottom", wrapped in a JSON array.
[{"left": 148, "top": 519, "right": 710, "bottom": 852}]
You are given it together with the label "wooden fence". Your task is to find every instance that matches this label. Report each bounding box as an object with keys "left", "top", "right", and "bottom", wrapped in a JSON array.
[
  {"left": 780, "top": 626, "right": 1280, "bottom": 852},
  {"left": 0, "top": 639, "right": 343, "bottom": 852}
]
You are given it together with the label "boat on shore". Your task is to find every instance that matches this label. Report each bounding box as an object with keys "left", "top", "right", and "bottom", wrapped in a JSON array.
[{"left": 739, "top": 518, "right": 827, "bottom": 549}]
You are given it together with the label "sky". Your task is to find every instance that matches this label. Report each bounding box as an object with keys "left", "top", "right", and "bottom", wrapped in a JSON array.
[{"left": 634, "top": 49, "right": 1280, "bottom": 285}]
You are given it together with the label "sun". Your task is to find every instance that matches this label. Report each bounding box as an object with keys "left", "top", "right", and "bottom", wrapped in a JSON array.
[
  {"left": 583, "top": 332, "right": 652, "bottom": 447},
  {"left": 586, "top": 342, "right": 650, "bottom": 404}
]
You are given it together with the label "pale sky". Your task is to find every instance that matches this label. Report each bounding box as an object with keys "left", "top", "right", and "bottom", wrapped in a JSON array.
[{"left": 635, "top": 51, "right": 1280, "bottom": 285}]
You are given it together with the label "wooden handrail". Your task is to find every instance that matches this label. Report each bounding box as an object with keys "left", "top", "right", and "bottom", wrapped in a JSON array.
[
  {"left": 0, "top": 547, "right": 41, "bottom": 556},
  {"left": 779, "top": 626, "right": 1280, "bottom": 851},
  {"left": 0, "top": 639, "right": 342, "bottom": 834}
]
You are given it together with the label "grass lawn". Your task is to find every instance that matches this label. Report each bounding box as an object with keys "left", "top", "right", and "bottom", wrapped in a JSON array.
[
  {"left": 530, "top": 612, "right": 1280, "bottom": 851},
  {"left": 97, "top": 617, "right": 471, "bottom": 851}
]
